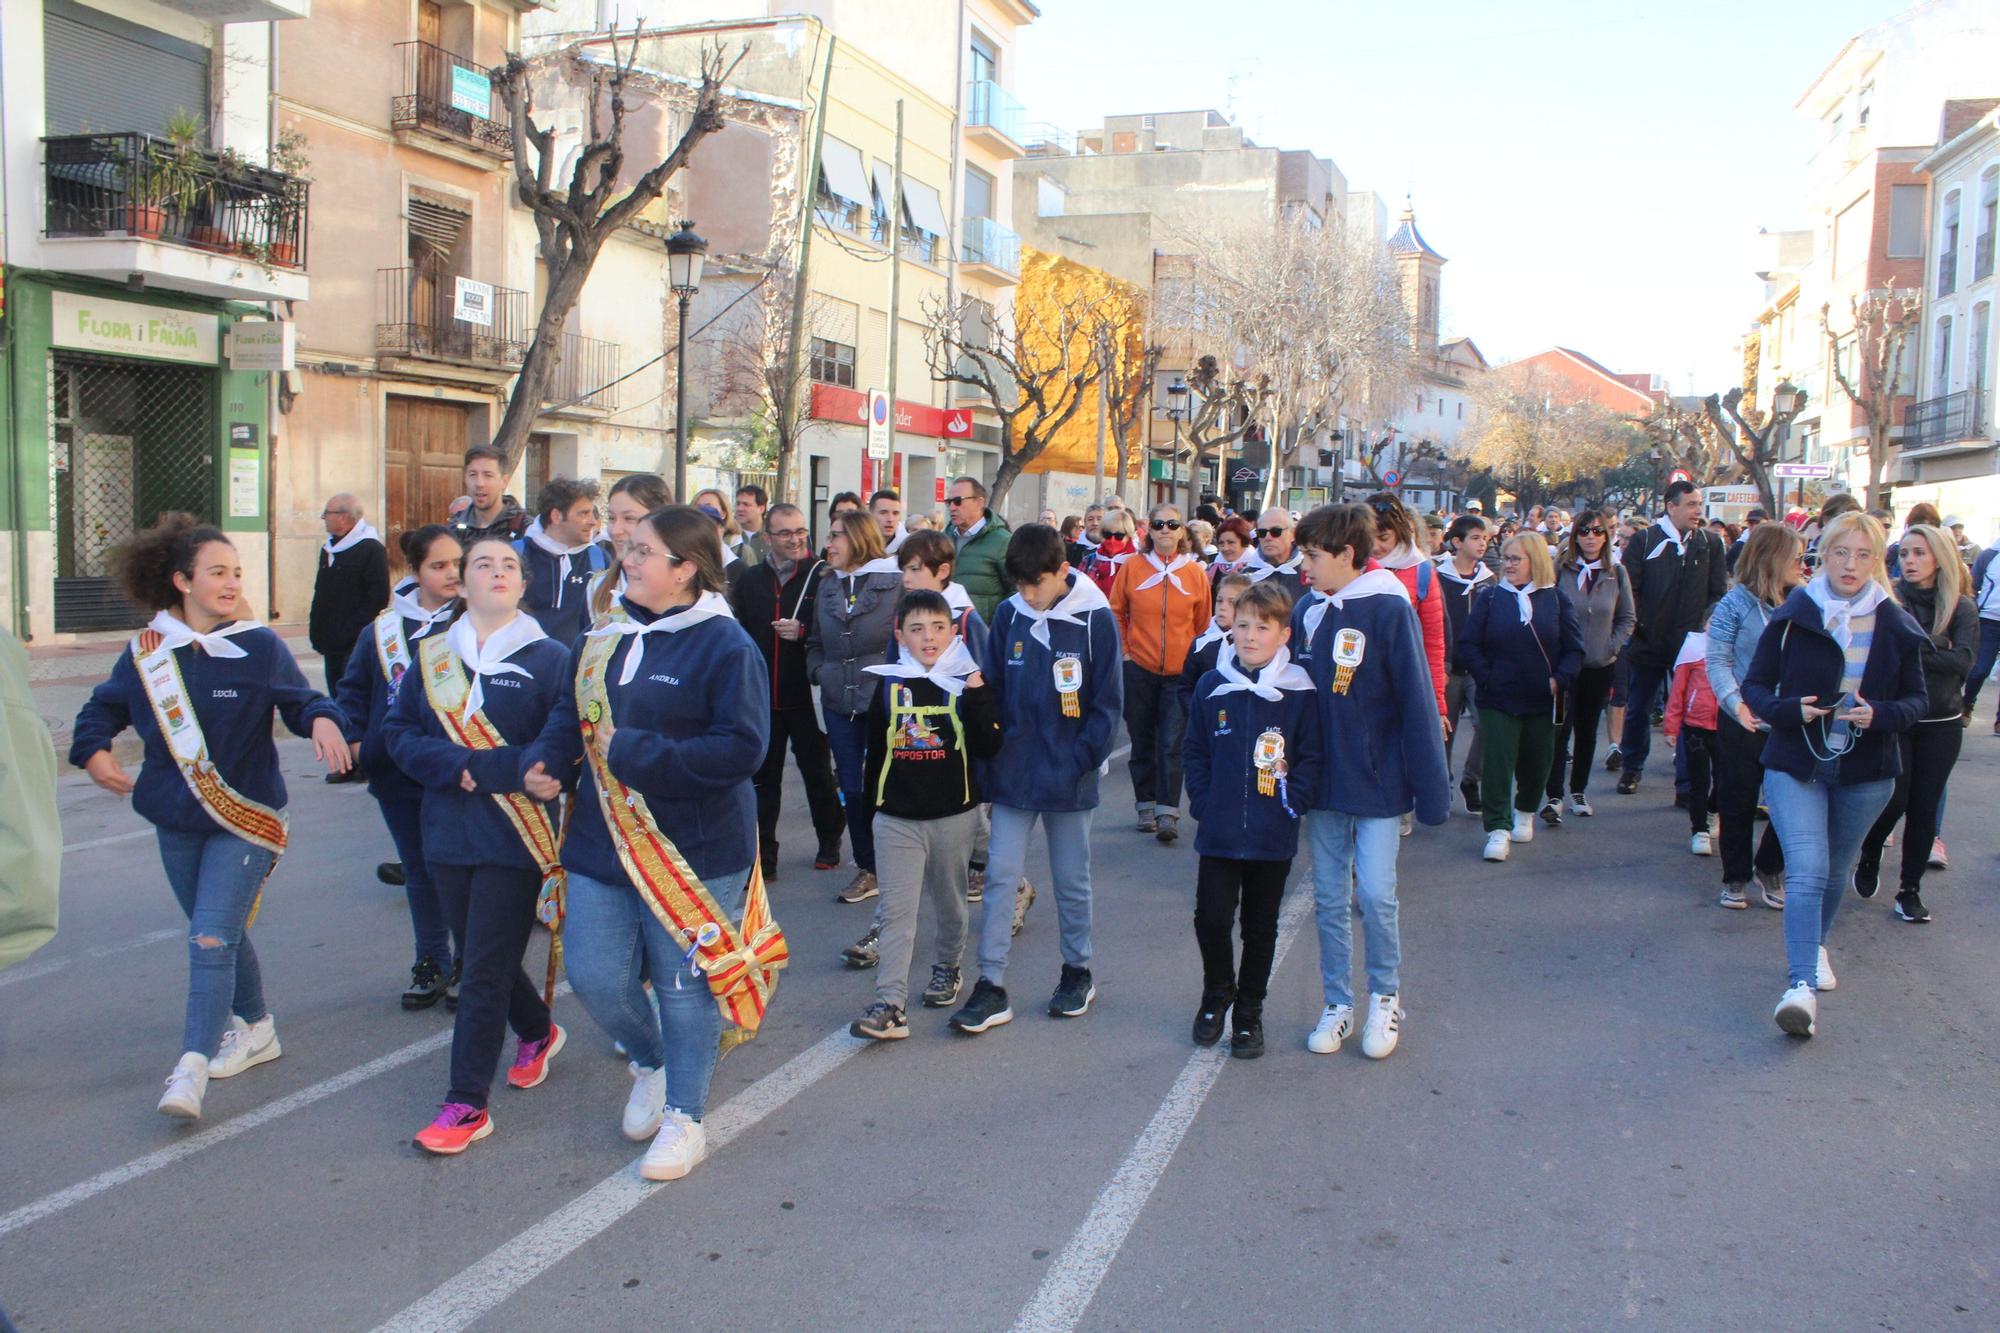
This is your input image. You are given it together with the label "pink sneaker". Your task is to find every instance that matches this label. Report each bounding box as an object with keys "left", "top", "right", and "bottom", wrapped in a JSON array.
[
  {"left": 506, "top": 1023, "right": 566, "bottom": 1090},
  {"left": 1928, "top": 838, "right": 1949, "bottom": 870},
  {"left": 414, "top": 1103, "right": 491, "bottom": 1155}
]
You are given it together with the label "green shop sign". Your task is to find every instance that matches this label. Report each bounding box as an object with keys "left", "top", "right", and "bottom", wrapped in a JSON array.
[{"left": 51, "top": 292, "right": 219, "bottom": 366}]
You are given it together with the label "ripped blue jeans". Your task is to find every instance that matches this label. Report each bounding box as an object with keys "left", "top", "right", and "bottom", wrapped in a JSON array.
[{"left": 156, "top": 827, "right": 275, "bottom": 1058}]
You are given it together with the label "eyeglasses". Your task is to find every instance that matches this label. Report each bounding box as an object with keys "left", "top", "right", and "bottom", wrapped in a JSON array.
[
  {"left": 1254, "top": 527, "right": 1290, "bottom": 540},
  {"left": 767, "top": 527, "right": 808, "bottom": 540},
  {"left": 627, "top": 543, "right": 684, "bottom": 565},
  {"left": 1577, "top": 527, "right": 1606, "bottom": 537},
  {"left": 1150, "top": 519, "right": 1182, "bottom": 531},
  {"left": 1500, "top": 554, "right": 1528, "bottom": 565},
  {"left": 946, "top": 496, "right": 972, "bottom": 507}
]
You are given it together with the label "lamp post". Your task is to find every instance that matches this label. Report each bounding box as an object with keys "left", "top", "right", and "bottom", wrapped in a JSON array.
[
  {"left": 1165, "top": 376, "right": 1189, "bottom": 508},
  {"left": 1719, "top": 379, "right": 1807, "bottom": 514},
  {"left": 666, "top": 220, "right": 708, "bottom": 502},
  {"left": 1770, "top": 379, "right": 1806, "bottom": 509}
]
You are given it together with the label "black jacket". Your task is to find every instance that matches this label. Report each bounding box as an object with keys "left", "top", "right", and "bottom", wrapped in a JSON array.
[
  {"left": 729, "top": 557, "right": 829, "bottom": 712},
  {"left": 449, "top": 498, "right": 529, "bottom": 545},
  {"left": 862, "top": 677, "right": 1003, "bottom": 820},
  {"left": 308, "top": 538, "right": 389, "bottom": 655},
  {"left": 1896, "top": 581, "right": 1980, "bottom": 721},
  {"left": 1619, "top": 520, "right": 1727, "bottom": 669}
]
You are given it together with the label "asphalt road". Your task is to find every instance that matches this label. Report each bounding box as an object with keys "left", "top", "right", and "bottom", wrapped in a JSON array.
[{"left": 3, "top": 714, "right": 1996, "bottom": 1331}]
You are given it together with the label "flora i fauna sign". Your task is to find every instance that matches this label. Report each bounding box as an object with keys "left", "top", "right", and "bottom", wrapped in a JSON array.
[{"left": 52, "top": 292, "right": 219, "bottom": 366}]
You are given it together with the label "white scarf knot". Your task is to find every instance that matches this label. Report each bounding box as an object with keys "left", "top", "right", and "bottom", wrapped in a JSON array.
[
  {"left": 1245, "top": 550, "right": 1303, "bottom": 583},
  {"left": 1805, "top": 573, "right": 1887, "bottom": 651},
  {"left": 1010, "top": 572, "right": 1110, "bottom": 648},
  {"left": 323, "top": 521, "right": 379, "bottom": 567},
  {"left": 1300, "top": 567, "right": 1409, "bottom": 647},
  {"left": 588, "top": 590, "right": 735, "bottom": 685},
  {"left": 525, "top": 520, "right": 597, "bottom": 608},
  {"left": 1209, "top": 642, "right": 1314, "bottom": 701},
  {"left": 1647, "top": 515, "right": 1687, "bottom": 560},
  {"left": 389, "top": 592, "right": 455, "bottom": 641},
  {"left": 448, "top": 613, "right": 547, "bottom": 717},
  {"left": 145, "top": 610, "right": 262, "bottom": 659},
  {"left": 865, "top": 637, "right": 980, "bottom": 697},
  {"left": 1192, "top": 620, "right": 1229, "bottom": 653},
  {"left": 1135, "top": 552, "right": 1195, "bottom": 594},
  {"left": 1574, "top": 559, "right": 1603, "bottom": 597}
]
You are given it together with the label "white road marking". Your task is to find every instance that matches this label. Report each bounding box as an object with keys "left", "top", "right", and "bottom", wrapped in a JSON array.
[
  {"left": 0, "top": 984, "right": 572, "bottom": 1237},
  {"left": 372, "top": 1028, "right": 870, "bottom": 1333},
  {"left": 62, "top": 828, "right": 153, "bottom": 853},
  {"left": 1011, "top": 884, "right": 1317, "bottom": 1333},
  {"left": 0, "top": 954, "right": 72, "bottom": 990},
  {"left": 88, "top": 927, "right": 183, "bottom": 958},
  {"left": 0, "top": 928, "right": 189, "bottom": 991}
]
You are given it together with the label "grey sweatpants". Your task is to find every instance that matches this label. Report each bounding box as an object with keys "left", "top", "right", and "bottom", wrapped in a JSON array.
[{"left": 872, "top": 809, "right": 976, "bottom": 1008}]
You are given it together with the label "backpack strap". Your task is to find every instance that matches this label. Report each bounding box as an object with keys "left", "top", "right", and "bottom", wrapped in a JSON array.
[{"left": 1415, "top": 559, "right": 1432, "bottom": 601}]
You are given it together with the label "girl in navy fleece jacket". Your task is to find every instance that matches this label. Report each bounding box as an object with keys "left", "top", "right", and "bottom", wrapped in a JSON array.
[{"left": 72, "top": 515, "right": 350, "bottom": 1121}]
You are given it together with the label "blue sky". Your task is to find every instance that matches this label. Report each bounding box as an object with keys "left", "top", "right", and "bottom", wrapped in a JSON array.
[{"left": 1014, "top": 0, "right": 1900, "bottom": 394}]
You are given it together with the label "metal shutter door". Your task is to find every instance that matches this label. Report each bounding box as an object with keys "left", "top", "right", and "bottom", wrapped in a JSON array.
[{"left": 44, "top": 3, "right": 209, "bottom": 139}]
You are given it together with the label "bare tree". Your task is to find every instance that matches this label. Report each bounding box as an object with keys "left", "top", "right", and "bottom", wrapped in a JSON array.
[
  {"left": 1821, "top": 291, "right": 1921, "bottom": 508},
  {"left": 922, "top": 288, "right": 1111, "bottom": 511},
  {"left": 1178, "top": 354, "right": 1266, "bottom": 513},
  {"left": 1704, "top": 389, "right": 1795, "bottom": 517},
  {"left": 488, "top": 30, "right": 745, "bottom": 470},
  {"left": 1095, "top": 337, "right": 1162, "bottom": 509},
  {"left": 1468, "top": 366, "right": 1631, "bottom": 507},
  {"left": 714, "top": 277, "right": 832, "bottom": 504}
]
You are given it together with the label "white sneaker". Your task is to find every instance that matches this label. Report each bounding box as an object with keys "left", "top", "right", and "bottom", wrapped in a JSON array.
[
  {"left": 639, "top": 1109, "right": 707, "bottom": 1181},
  {"left": 157, "top": 1052, "right": 209, "bottom": 1119},
  {"left": 1510, "top": 812, "right": 1534, "bottom": 844},
  {"left": 1361, "top": 993, "right": 1403, "bottom": 1059},
  {"left": 1690, "top": 832, "right": 1714, "bottom": 856},
  {"left": 1774, "top": 983, "right": 1816, "bottom": 1037},
  {"left": 209, "top": 1015, "right": 281, "bottom": 1080},
  {"left": 1816, "top": 946, "right": 1837, "bottom": 992},
  {"left": 622, "top": 1064, "right": 666, "bottom": 1142},
  {"left": 1483, "top": 830, "right": 1511, "bottom": 862},
  {"left": 1306, "top": 1004, "right": 1354, "bottom": 1054},
  {"left": 1568, "top": 793, "right": 1594, "bottom": 817}
]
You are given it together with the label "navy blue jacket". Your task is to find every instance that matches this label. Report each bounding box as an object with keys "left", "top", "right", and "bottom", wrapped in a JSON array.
[
  {"left": 333, "top": 609, "right": 457, "bottom": 802},
  {"left": 1293, "top": 591, "right": 1452, "bottom": 824},
  {"left": 71, "top": 626, "right": 344, "bottom": 835},
  {"left": 1177, "top": 626, "right": 1229, "bottom": 715},
  {"left": 382, "top": 634, "right": 570, "bottom": 869},
  {"left": 981, "top": 576, "right": 1124, "bottom": 811},
  {"left": 515, "top": 537, "right": 608, "bottom": 645},
  {"left": 526, "top": 600, "right": 769, "bottom": 884},
  {"left": 1458, "top": 584, "right": 1584, "bottom": 717},
  {"left": 1184, "top": 664, "right": 1323, "bottom": 858},
  {"left": 1741, "top": 587, "right": 1929, "bottom": 786}
]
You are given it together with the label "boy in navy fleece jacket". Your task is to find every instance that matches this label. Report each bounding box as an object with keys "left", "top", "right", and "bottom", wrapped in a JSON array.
[
  {"left": 949, "top": 525, "right": 1123, "bottom": 1036},
  {"left": 1293, "top": 503, "right": 1451, "bottom": 1062},
  {"left": 1183, "top": 581, "right": 1323, "bottom": 1058}
]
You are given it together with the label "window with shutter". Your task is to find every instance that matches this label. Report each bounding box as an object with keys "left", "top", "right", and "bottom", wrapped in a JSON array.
[{"left": 43, "top": 0, "right": 210, "bottom": 139}]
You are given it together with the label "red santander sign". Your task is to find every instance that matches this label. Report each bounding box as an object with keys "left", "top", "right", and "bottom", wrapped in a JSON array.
[{"left": 812, "top": 383, "right": 971, "bottom": 441}]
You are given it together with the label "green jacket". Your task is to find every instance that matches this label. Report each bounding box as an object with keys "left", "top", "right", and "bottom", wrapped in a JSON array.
[
  {"left": 0, "top": 628, "right": 59, "bottom": 970},
  {"left": 952, "top": 515, "right": 1014, "bottom": 620}
]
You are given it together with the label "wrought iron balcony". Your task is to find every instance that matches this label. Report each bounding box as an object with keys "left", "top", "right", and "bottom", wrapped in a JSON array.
[
  {"left": 965, "top": 79, "right": 1025, "bottom": 155},
  {"left": 544, "top": 333, "right": 620, "bottom": 411},
  {"left": 377, "top": 262, "right": 528, "bottom": 370},
  {"left": 43, "top": 132, "right": 309, "bottom": 268},
  {"left": 1902, "top": 388, "right": 1989, "bottom": 449},
  {"left": 392, "top": 42, "right": 512, "bottom": 158},
  {"left": 960, "top": 215, "right": 1020, "bottom": 279}
]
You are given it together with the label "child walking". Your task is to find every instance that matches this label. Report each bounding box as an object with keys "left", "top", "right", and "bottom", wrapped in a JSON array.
[
  {"left": 1183, "top": 582, "right": 1323, "bottom": 1057},
  {"left": 1663, "top": 629, "right": 1721, "bottom": 857}
]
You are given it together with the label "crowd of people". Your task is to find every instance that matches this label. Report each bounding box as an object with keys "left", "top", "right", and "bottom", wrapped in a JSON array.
[{"left": 67, "top": 444, "right": 1989, "bottom": 1172}]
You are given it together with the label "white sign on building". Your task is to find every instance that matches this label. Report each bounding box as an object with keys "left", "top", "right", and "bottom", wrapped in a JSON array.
[{"left": 453, "top": 277, "right": 494, "bottom": 326}]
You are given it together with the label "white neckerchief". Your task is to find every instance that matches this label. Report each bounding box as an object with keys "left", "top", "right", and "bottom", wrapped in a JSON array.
[
  {"left": 390, "top": 591, "right": 455, "bottom": 641},
  {"left": 865, "top": 636, "right": 980, "bottom": 697},
  {"left": 1648, "top": 515, "right": 1687, "bottom": 560},
  {"left": 1573, "top": 558, "right": 1603, "bottom": 598},
  {"left": 1009, "top": 571, "right": 1110, "bottom": 648},
  {"left": 1436, "top": 557, "right": 1494, "bottom": 591},
  {"left": 525, "top": 519, "right": 595, "bottom": 607},
  {"left": 722, "top": 544, "right": 741, "bottom": 569},
  {"left": 146, "top": 610, "right": 262, "bottom": 659},
  {"left": 1300, "top": 566, "right": 1409, "bottom": 646},
  {"left": 588, "top": 590, "right": 736, "bottom": 686},
  {"left": 1805, "top": 573, "right": 1888, "bottom": 650},
  {"left": 1245, "top": 549, "right": 1303, "bottom": 583},
  {"left": 942, "top": 582, "right": 974, "bottom": 615},
  {"left": 1135, "top": 551, "right": 1196, "bottom": 593},
  {"left": 885, "top": 523, "right": 909, "bottom": 554},
  {"left": 1192, "top": 620, "right": 1229, "bottom": 653},
  {"left": 1674, "top": 631, "right": 1710, "bottom": 670},
  {"left": 1504, "top": 580, "right": 1539, "bottom": 625},
  {"left": 1376, "top": 542, "right": 1424, "bottom": 571},
  {"left": 447, "top": 612, "right": 547, "bottom": 717},
  {"left": 323, "top": 521, "right": 379, "bottom": 567},
  {"left": 1209, "top": 642, "right": 1314, "bottom": 701}
]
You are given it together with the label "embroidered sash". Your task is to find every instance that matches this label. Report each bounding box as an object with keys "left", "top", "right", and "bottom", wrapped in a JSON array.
[
  {"left": 417, "top": 635, "right": 568, "bottom": 1003},
  {"left": 576, "top": 632, "right": 787, "bottom": 1055},
  {"left": 373, "top": 610, "right": 415, "bottom": 705}
]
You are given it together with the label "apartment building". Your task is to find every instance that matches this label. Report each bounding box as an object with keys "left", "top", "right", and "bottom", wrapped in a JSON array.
[{"left": 0, "top": 0, "right": 312, "bottom": 640}]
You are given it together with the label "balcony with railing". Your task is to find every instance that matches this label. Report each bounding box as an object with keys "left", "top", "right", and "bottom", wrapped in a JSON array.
[
  {"left": 1902, "top": 388, "right": 1989, "bottom": 450},
  {"left": 965, "top": 79, "right": 1026, "bottom": 157},
  {"left": 1938, "top": 248, "right": 1959, "bottom": 297},
  {"left": 377, "top": 262, "right": 528, "bottom": 371},
  {"left": 959, "top": 215, "right": 1021, "bottom": 283},
  {"left": 392, "top": 42, "right": 511, "bottom": 159},
  {"left": 543, "top": 333, "right": 621, "bottom": 412},
  {"left": 41, "top": 132, "right": 310, "bottom": 301}
]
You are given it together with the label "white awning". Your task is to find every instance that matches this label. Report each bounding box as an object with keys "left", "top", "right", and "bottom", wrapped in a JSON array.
[
  {"left": 871, "top": 162, "right": 899, "bottom": 221},
  {"left": 901, "top": 177, "right": 950, "bottom": 238},
  {"left": 818, "top": 136, "right": 871, "bottom": 207}
]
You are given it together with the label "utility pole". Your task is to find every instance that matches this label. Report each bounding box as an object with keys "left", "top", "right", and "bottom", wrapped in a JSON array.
[{"left": 881, "top": 98, "right": 904, "bottom": 495}]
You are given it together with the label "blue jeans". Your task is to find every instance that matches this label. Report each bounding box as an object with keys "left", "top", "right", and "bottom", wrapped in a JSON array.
[
  {"left": 823, "top": 710, "right": 875, "bottom": 873},
  {"left": 156, "top": 827, "right": 275, "bottom": 1058},
  {"left": 1763, "top": 770, "right": 1894, "bottom": 988},
  {"left": 1965, "top": 617, "right": 2000, "bottom": 711},
  {"left": 1307, "top": 810, "right": 1402, "bottom": 1008},
  {"left": 976, "top": 805, "right": 1093, "bottom": 986},
  {"left": 1122, "top": 662, "right": 1187, "bottom": 815},
  {"left": 563, "top": 866, "right": 750, "bottom": 1120},
  {"left": 377, "top": 796, "right": 455, "bottom": 968},
  {"left": 1618, "top": 660, "right": 1670, "bottom": 776}
]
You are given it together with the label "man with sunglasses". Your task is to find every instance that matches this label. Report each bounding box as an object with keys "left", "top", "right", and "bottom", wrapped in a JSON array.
[
  {"left": 1242, "top": 507, "right": 1307, "bottom": 601},
  {"left": 948, "top": 476, "right": 1013, "bottom": 619}
]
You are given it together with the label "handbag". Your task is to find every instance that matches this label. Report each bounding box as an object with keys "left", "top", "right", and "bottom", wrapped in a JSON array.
[{"left": 1524, "top": 589, "right": 1566, "bottom": 726}]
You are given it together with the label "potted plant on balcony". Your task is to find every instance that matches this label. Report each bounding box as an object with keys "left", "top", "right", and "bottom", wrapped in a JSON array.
[
  {"left": 267, "top": 129, "right": 310, "bottom": 269},
  {"left": 143, "top": 110, "right": 217, "bottom": 245}
]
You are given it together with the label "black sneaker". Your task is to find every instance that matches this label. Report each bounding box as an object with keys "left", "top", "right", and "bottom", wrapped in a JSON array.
[
  {"left": 401, "top": 957, "right": 445, "bottom": 1010},
  {"left": 1048, "top": 964, "right": 1095, "bottom": 1018},
  {"left": 1229, "top": 1015, "right": 1265, "bottom": 1060},
  {"left": 949, "top": 978, "right": 1013, "bottom": 1034},
  {"left": 1605, "top": 748, "right": 1623, "bottom": 772},
  {"left": 1853, "top": 859, "right": 1880, "bottom": 900},
  {"left": 841, "top": 924, "right": 881, "bottom": 969},
  {"left": 1616, "top": 772, "right": 1640, "bottom": 795},
  {"left": 851, "top": 1002, "right": 909, "bottom": 1040},
  {"left": 1539, "top": 796, "right": 1563, "bottom": 827},
  {"left": 1459, "top": 780, "right": 1482, "bottom": 814},
  {"left": 920, "top": 964, "right": 962, "bottom": 1008},
  {"left": 1672, "top": 791, "right": 1689, "bottom": 810},
  {"left": 1191, "top": 990, "right": 1232, "bottom": 1047},
  {"left": 1894, "top": 888, "right": 1931, "bottom": 923},
  {"left": 376, "top": 861, "right": 406, "bottom": 886},
  {"left": 443, "top": 961, "right": 461, "bottom": 1012}
]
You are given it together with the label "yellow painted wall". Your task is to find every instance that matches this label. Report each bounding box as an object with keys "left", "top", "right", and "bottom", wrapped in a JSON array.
[{"left": 1016, "top": 248, "right": 1148, "bottom": 478}]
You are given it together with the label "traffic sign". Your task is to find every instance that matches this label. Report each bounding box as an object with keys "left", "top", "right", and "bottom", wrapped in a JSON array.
[
  {"left": 1668, "top": 467, "right": 1693, "bottom": 485},
  {"left": 866, "top": 389, "right": 890, "bottom": 462},
  {"left": 1381, "top": 469, "right": 1401, "bottom": 487},
  {"left": 1772, "top": 462, "right": 1832, "bottom": 479}
]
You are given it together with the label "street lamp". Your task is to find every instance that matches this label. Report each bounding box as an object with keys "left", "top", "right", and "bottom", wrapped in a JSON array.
[
  {"left": 666, "top": 220, "right": 708, "bottom": 502},
  {"left": 1165, "top": 377, "right": 1189, "bottom": 507},
  {"left": 1771, "top": 379, "right": 1807, "bottom": 508}
]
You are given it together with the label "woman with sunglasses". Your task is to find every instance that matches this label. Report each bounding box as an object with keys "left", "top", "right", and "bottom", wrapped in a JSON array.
[
  {"left": 1703, "top": 522, "right": 1800, "bottom": 910},
  {"left": 1365, "top": 494, "right": 1448, "bottom": 726},
  {"left": 1110, "top": 505, "right": 1212, "bottom": 842},
  {"left": 1741, "top": 512, "right": 1928, "bottom": 1037},
  {"left": 1541, "top": 510, "right": 1633, "bottom": 822}
]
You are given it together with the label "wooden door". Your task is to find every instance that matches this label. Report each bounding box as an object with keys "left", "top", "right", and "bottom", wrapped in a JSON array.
[
  {"left": 385, "top": 396, "right": 470, "bottom": 565},
  {"left": 418, "top": 1, "right": 441, "bottom": 45}
]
